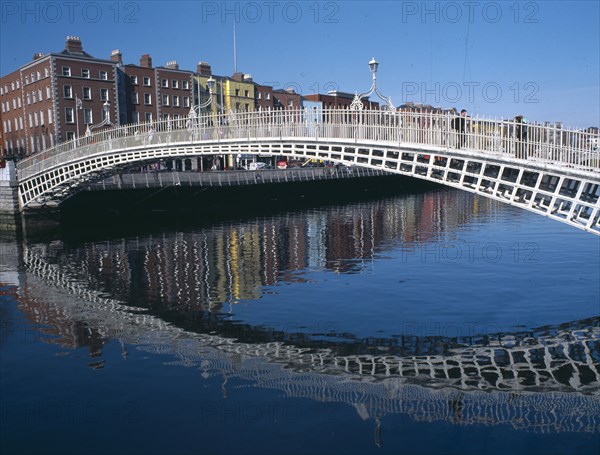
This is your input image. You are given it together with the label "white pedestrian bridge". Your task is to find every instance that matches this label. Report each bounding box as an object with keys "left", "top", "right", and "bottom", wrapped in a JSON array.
[{"left": 16, "top": 108, "right": 600, "bottom": 234}]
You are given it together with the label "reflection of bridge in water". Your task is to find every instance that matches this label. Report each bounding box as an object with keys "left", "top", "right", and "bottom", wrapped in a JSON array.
[{"left": 11, "top": 241, "right": 600, "bottom": 435}]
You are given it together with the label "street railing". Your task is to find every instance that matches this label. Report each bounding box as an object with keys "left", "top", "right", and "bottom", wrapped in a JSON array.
[{"left": 16, "top": 108, "right": 600, "bottom": 180}]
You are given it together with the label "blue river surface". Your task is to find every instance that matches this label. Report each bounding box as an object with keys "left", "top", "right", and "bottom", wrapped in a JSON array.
[{"left": 1, "top": 187, "right": 599, "bottom": 455}]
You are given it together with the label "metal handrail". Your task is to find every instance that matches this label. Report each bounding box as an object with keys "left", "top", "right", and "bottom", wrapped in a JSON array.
[{"left": 16, "top": 108, "right": 599, "bottom": 180}]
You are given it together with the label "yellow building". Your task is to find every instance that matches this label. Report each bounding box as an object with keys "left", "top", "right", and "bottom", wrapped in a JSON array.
[{"left": 194, "top": 68, "right": 255, "bottom": 115}]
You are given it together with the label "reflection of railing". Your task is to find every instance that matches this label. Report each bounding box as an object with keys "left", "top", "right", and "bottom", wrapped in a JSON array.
[
  {"left": 19, "top": 244, "right": 600, "bottom": 434},
  {"left": 17, "top": 109, "right": 600, "bottom": 179}
]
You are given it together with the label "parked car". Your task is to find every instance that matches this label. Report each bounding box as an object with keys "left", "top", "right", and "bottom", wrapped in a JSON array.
[{"left": 243, "top": 162, "right": 268, "bottom": 170}]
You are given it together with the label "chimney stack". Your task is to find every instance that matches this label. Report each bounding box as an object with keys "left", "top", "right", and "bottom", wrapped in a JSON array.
[
  {"left": 32, "top": 53, "right": 45, "bottom": 60},
  {"left": 111, "top": 49, "right": 123, "bottom": 64},
  {"left": 165, "top": 61, "right": 179, "bottom": 70},
  {"left": 197, "top": 61, "right": 212, "bottom": 76},
  {"left": 65, "top": 36, "right": 83, "bottom": 54},
  {"left": 140, "top": 54, "right": 153, "bottom": 68}
]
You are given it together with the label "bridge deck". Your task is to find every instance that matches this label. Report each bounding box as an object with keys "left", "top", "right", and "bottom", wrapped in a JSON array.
[{"left": 11, "top": 109, "right": 600, "bottom": 234}]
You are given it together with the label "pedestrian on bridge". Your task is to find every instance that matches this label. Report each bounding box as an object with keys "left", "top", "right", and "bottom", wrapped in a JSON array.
[
  {"left": 452, "top": 109, "right": 468, "bottom": 149},
  {"left": 514, "top": 115, "right": 528, "bottom": 159}
]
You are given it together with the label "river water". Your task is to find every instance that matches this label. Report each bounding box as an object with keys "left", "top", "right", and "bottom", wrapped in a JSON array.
[{"left": 1, "top": 184, "right": 599, "bottom": 455}]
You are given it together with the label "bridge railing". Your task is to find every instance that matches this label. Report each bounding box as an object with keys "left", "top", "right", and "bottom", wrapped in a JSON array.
[{"left": 17, "top": 108, "right": 599, "bottom": 180}]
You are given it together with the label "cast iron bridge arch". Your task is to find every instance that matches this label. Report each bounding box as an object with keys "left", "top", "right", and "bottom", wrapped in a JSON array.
[{"left": 16, "top": 108, "right": 600, "bottom": 234}]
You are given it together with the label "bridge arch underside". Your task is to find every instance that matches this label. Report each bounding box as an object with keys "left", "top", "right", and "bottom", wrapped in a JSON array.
[{"left": 19, "top": 138, "right": 600, "bottom": 234}]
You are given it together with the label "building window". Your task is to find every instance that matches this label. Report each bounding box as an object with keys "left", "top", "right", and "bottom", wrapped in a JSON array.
[
  {"left": 101, "top": 107, "right": 108, "bottom": 122},
  {"left": 143, "top": 76, "right": 151, "bottom": 86},
  {"left": 83, "top": 108, "right": 93, "bottom": 124},
  {"left": 257, "top": 92, "right": 262, "bottom": 100},
  {"left": 144, "top": 93, "right": 152, "bottom": 105},
  {"left": 46, "top": 86, "right": 51, "bottom": 98},
  {"left": 32, "top": 92, "right": 37, "bottom": 103},
  {"left": 40, "top": 110, "right": 44, "bottom": 126},
  {"left": 65, "top": 107, "right": 74, "bottom": 123},
  {"left": 145, "top": 112, "right": 152, "bottom": 123},
  {"left": 48, "top": 108, "right": 52, "bottom": 124},
  {"left": 13, "top": 99, "right": 17, "bottom": 109},
  {"left": 130, "top": 75, "right": 138, "bottom": 85},
  {"left": 64, "top": 85, "right": 73, "bottom": 99},
  {"left": 182, "top": 80, "right": 189, "bottom": 90},
  {"left": 26, "top": 94, "right": 30, "bottom": 105},
  {"left": 161, "top": 79, "right": 168, "bottom": 88},
  {"left": 16, "top": 80, "right": 20, "bottom": 89},
  {"left": 235, "top": 89, "right": 239, "bottom": 97},
  {"left": 132, "top": 112, "right": 140, "bottom": 124},
  {"left": 34, "top": 112, "right": 39, "bottom": 126},
  {"left": 17, "top": 97, "right": 21, "bottom": 108},
  {"left": 172, "top": 79, "right": 178, "bottom": 89},
  {"left": 131, "top": 92, "right": 139, "bottom": 104},
  {"left": 82, "top": 68, "right": 90, "bottom": 78},
  {"left": 245, "top": 90, "right": 249, "bottom": 97},
  {"left": 62, "top": 66, "right": 71, "bottom": 76},
  {"left": 44, "top": 68, "right": 49, "bottom": 77},
  {"left": 66, "top": 131, "right": 75, "bottom": 141},
  {"left": 99, "top": 70, "right": 108, "bottom": 80},
  {"left": 183, "top": 96, "right": 190, "bottom": 107},
  {"left": 25, "top": 77, "right": 29, "bottom": 85},
  {"left": 100, "top": 88, "right": 108, "bottom": 101},
  {"left": 162, "top": 94, "right": 169, "bottom": 106},
  {"left": 82, "top": 87, "right": 91, "bottom": 100},
  {"left": 173, "top": 95, "right": 179, "bottom": 107},
  {"left": 266, "top": 93, "right": 270, "bottom": 100}
]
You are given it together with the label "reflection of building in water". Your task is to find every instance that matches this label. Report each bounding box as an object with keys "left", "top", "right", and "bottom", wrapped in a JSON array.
[
  {"left": 33, "top": 191, "right": 499, "bottom": 310},
  {"left": 10, "top": 248, "right": 600, "bottom": 433},
  {"left": 13, "top": 244, "right": 600, "bottom": 436}
]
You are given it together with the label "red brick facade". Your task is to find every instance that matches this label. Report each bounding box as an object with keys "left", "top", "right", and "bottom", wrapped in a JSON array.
[{"left": 1, "top": 37, "right": 118, "bottom": 158}]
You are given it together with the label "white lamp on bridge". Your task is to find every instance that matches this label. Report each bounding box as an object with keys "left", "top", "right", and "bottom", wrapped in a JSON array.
[
  {"left": 351, "top": 57, "right": 395, "bottom": 112},
  {"left": 189, "top": 76, "right": 216, "bottom": 117},
  {"left": 85, "top": 99, "right": 112, "bottom": 137}
]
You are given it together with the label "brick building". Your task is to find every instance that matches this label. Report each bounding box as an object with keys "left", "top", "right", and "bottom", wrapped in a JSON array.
[
  {"left": 273, "top": 88, "right": 302, "bottom": 110},
  {"left": 116, "top": 52, "right": 193, "bottom": 124},
  {"left": 1, "top": 36, "right": 119, "bottom": 158},
  {"left": 303, "top": 91, "right": 379, "bottom": 110},
  {"left": 254, "top": 83, "right": 274, "bottom": 111}
]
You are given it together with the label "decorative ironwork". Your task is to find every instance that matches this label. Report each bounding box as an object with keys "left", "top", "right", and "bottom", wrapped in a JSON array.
[
  {"left": 14, "top": 109, "right": 600, "bottom": 234},
  {"left": 351, "top": 57, "right": 395, "bottom": 111}
]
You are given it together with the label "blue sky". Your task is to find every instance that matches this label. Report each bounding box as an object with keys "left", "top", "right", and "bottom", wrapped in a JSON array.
[{"left": 1, "top": 1, "right": 598, "bottom": 128}]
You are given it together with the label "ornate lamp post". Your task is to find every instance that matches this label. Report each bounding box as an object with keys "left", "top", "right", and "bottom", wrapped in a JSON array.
[
  {"left": 75, "top": 95, "right": 82, "bottom": 140},
  {"left": 189, "top": 76, "right": 216, "bottom": 117},
  {"left": 85, "top": 100, "right": 112, "bottom": 137},
  {"left": 350, "top": 57, "right": 395, "bottom": 111}
]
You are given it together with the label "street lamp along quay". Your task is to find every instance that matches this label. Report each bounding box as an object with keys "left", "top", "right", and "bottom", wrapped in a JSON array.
[
  {"left": 188, "top": 76, "right": 240, "bottom": 170},
  {"left": 350, "top": 57, "right": 395, "bottom": 111}
]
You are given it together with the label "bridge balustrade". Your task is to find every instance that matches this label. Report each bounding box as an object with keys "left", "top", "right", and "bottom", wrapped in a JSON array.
[{"left": 16, "top": 108, "right": 599, "bottom": 180}]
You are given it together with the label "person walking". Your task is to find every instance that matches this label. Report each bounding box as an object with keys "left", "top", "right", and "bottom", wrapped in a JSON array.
[
  {"left": 514, "top": 115, "right": 528, "bottom": 159},
  {"left": 452, "top": 109, "right": 468, "bottom": 148}
]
